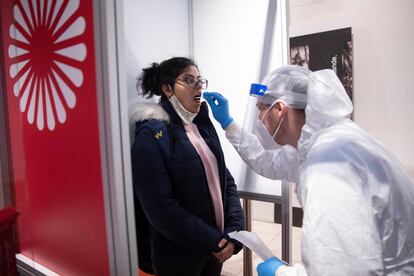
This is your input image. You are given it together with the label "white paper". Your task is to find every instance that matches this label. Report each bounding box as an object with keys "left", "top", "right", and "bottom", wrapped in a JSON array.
[{"left": 228, "top": 230, "right": 274, "bottom": 261}]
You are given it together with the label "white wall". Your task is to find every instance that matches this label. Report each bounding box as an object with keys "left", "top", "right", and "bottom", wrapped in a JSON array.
[
  {"left": 123, "top": 0, "right": 191, "bottom": 130},
  {"left": 289, "top": 0, "right": 414, "bottom": 177},
  {"left": 123, "top": 0, "right": 289, "bottom": 187},
  {"left": 193, "top": 0, "right": 275, "bottom": 184},
  {"left": 123, "top": 0, "right": 414, "bottom": 201}
]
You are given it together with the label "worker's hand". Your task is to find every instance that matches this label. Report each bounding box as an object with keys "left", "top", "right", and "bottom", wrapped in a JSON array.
[
  {"left": 212, "top": 239, "right": 235, "bottom": 263},
  {"left": 257, "top": 256, "right": 285, "bottom": 276},
  {"left": 203, "top": 92, "right": 233, "bottom": 129}
]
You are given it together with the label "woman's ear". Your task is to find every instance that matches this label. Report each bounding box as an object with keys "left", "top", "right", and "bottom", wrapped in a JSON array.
[{"left": 162, "top": 84, "right": 173, "bottom": 98}]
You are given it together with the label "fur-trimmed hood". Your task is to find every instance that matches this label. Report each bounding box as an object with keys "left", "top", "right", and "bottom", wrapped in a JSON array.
[{"left": 130, "top": 102, "right": 170, "bottom": 124}]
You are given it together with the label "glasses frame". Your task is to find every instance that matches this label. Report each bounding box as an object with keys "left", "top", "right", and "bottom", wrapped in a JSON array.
[{"left": 175, "top": 76, "right": 208, "bottom": 90}]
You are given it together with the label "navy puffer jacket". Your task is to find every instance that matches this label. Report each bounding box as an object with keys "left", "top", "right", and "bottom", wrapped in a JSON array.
[{"left": 131, "top": 100, "right": 245, "bottom": 266}]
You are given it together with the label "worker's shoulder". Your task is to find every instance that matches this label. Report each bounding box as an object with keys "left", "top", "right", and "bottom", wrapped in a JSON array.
[{"left": 307, "top": 122, "right": 374, "bottom": 162}]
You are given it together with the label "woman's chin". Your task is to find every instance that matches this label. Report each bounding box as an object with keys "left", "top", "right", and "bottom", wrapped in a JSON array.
[
  {"left": 192, "top": 106, "right": 201, "bottom": 114},
  {"left": 187, "top": 103, "right": 201, "bottom": 114}
]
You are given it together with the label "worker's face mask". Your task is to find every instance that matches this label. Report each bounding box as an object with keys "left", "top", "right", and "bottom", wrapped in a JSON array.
[{"left": 254, "top": 102, "right": 285, "bottom": 150}]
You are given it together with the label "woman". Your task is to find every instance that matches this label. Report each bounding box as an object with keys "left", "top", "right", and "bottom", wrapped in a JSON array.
[{"left": 131, "top": 57, "right": 245, "bottom": 276}]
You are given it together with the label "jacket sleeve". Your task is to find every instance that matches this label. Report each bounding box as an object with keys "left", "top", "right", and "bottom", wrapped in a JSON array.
[
  {"left": 132, "top": 127, "right": 223, "bottom": 254},
  {"left": 222, "top": 168, "right": 245, "bottom": 254}
]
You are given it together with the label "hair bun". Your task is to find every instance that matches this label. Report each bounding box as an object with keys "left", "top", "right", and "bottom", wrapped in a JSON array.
[
  {"left": 138, "top": 62, "right": 162, "bottom": 97},
  {"left": 149, "top": 62, "right": 161, "bottom": 90}
]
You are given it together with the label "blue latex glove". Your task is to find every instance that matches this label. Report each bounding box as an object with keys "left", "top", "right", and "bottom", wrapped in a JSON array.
[
  {"left": 202, "top": 92, "right": 234, "bottom": 129},
  {"left": 257, "top": 256, "right": 286, "bottom": 276}
]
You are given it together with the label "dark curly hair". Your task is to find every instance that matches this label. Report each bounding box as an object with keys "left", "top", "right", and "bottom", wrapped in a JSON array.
[{"left": 137, "top": 57, "right": 198, "bottom": 102}]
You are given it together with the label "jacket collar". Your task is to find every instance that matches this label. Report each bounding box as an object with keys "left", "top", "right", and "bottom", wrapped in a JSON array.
[{"left": 130, "top": 102, "right": 170, "bottom": 124}]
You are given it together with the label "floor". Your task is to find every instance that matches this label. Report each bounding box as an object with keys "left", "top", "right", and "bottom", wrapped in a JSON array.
[{"left": 221, "top": 201, "right": 302, "bottom": 276}]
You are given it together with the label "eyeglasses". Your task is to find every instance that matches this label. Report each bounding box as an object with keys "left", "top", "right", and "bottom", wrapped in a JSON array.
[{"left": 175, "top": 76, "right": 208, "bottom": 90}]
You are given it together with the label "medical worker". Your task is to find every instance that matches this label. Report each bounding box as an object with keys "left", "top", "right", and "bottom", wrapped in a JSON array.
[{"left": 203, "top": 65, "right": 414, "bottom": 275}]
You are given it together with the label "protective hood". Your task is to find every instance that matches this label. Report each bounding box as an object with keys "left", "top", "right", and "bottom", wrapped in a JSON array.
[{"left": 297, "top": 69, "right": 353, "bottom": 160}]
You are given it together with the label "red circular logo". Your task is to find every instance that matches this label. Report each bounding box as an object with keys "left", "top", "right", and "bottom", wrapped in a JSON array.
[{"left": 8, "top": 0, "right": 86, "bottom": 131}]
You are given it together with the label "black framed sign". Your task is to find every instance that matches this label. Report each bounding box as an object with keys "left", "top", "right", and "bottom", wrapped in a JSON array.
[{"left": 290, "top": 27, "right": 353, "bottom": 101}]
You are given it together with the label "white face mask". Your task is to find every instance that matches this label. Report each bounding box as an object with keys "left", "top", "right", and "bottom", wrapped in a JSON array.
[
  {"left": 169, "top": 94, "right": 198, "bottom": 124},
  {"left": 254, "top": 102, "right": 285, "bottom": 150}
]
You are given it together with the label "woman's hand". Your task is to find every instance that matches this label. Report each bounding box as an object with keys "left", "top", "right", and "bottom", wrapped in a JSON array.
[{"left": 212, "top": 238, "right": 235, "bottom": 263}]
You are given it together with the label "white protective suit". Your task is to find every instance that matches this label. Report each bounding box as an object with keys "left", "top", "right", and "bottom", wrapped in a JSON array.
[{"left": 225, "top": 69, "right": 414, "bottom": 275}]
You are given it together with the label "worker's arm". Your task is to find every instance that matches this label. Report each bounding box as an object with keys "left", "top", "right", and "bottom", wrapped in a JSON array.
[
  {"left": 203, "top": 92, "right": 298, "bottom": 182},
  {"left": 258, "top": 152, "right": 385, "bottom": 276},
  {"left": 294, "top": 155, "right": 384, "bottom": 275}
]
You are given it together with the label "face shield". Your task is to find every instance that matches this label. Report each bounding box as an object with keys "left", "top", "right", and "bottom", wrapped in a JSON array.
[
  {"left": 241, "top": 65, "right": 311, "bottom": 151},
  {"left": 240, "top": 83, "right": 280, "bottom": 150}
]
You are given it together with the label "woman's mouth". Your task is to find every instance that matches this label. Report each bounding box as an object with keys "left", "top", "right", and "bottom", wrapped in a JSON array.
[{"left": 193, "top": 94, "right": 202, "bottom": 104}]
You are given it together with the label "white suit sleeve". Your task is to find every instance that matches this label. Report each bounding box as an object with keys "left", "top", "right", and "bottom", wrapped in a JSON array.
[
  {"left": 296, "top": 160, "right": 384, "bottom": 275},
  {"left": 225, "top": 122, "right": 298, "bottom": 182},
  {"left": 273, "top": 160, "right": 384, "bottom": 276},
  {"left": 276, "top": 264, "right": 307, "bottom": 276}
]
